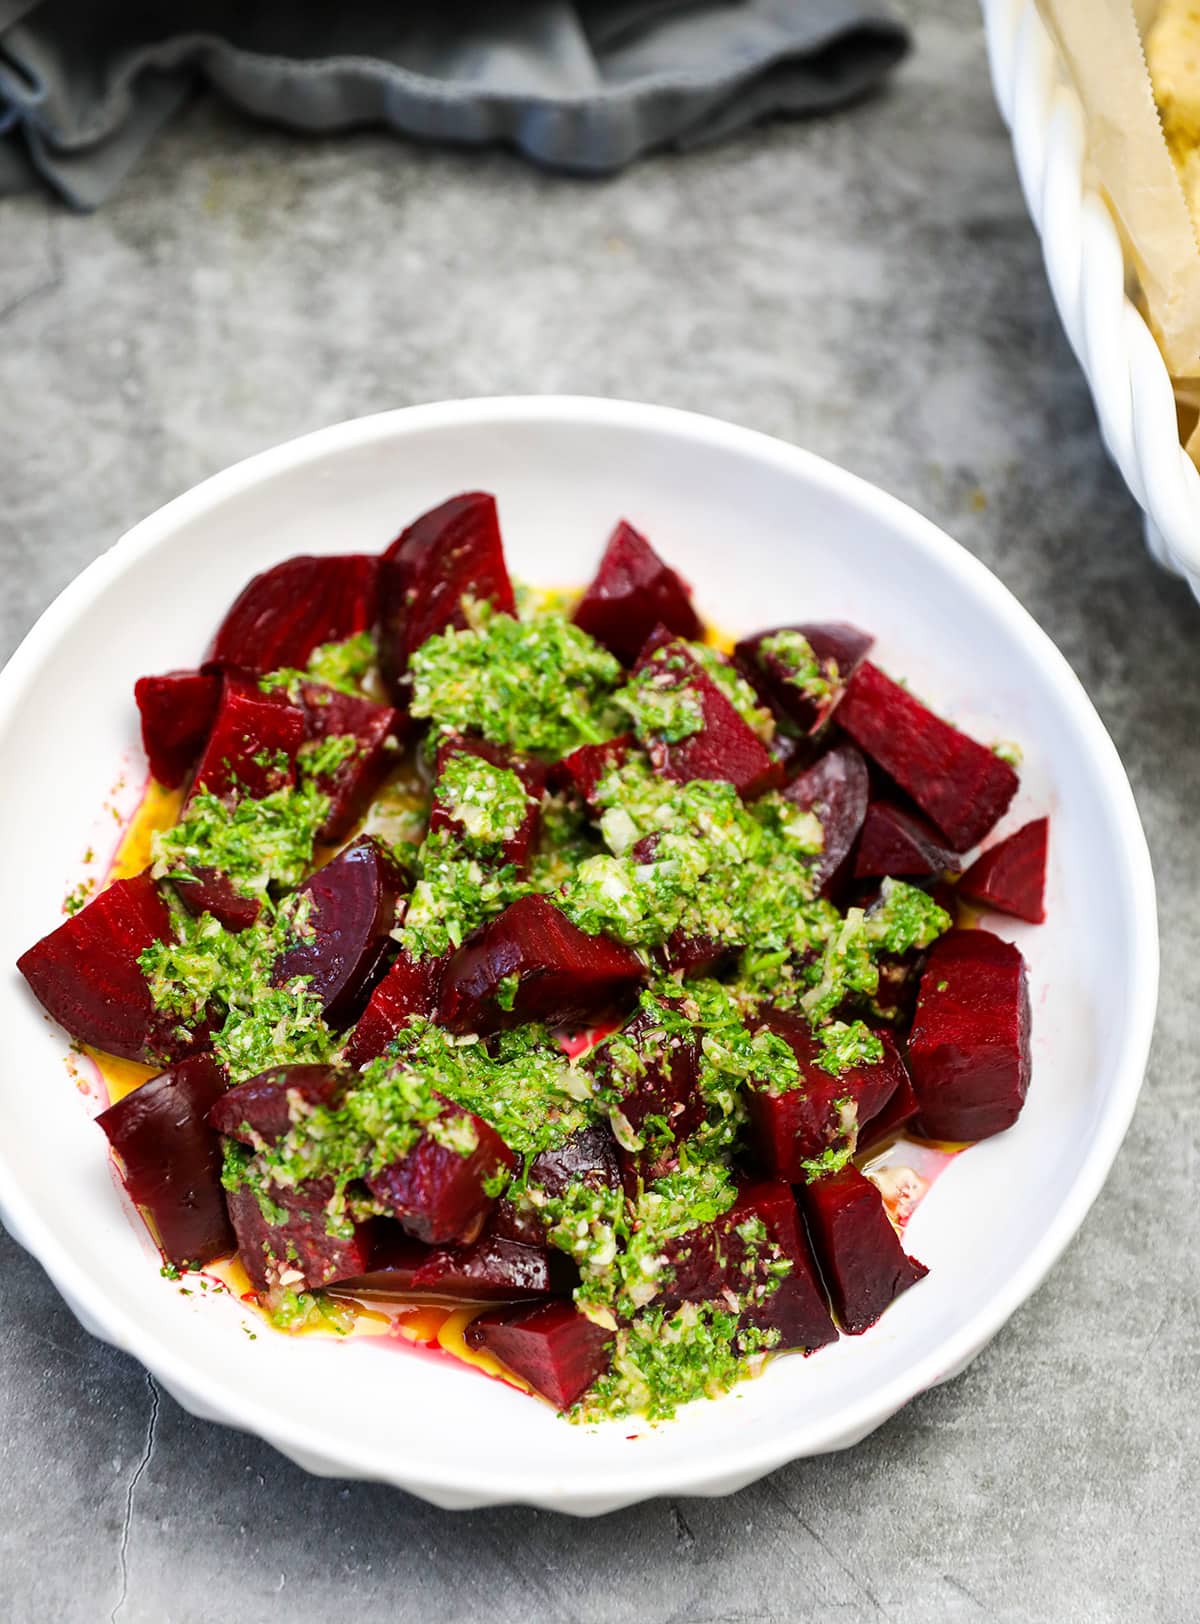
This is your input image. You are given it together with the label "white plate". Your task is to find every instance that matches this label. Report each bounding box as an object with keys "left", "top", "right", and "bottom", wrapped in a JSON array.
[{"left": 0, "top": 397, "right": 1158, "bottom": 1514}]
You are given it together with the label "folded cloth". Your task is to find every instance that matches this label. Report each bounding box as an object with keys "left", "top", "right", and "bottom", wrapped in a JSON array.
[{"left": 0, "top": 0, "right": 908, "bottom": 209}]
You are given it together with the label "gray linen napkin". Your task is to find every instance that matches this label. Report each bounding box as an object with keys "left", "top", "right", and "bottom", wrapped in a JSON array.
[{"left": 0, "top": 0, "right": 908, "bottom": 209}]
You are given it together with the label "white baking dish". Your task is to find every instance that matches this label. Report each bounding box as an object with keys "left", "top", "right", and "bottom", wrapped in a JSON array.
[{"left": 983, "top": 0, "right": 1200, "bottom": 591}]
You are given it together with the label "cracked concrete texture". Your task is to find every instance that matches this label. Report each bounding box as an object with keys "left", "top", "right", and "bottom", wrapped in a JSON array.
[{"left": 1, "top": 4, "right": 1199, "bottom": 1621}]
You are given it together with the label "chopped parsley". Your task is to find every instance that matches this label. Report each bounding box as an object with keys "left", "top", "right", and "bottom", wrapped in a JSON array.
[
  {"left": 758, "top": 629, "right": 832, "bottom": 703},
  {"left": 152, "top": 785, "right": 329, "bottom": 900},
  {"left": 408, "top": 600, "right": 622, "bottom": 756},
  {"left": 575, "top": 1303, "right": 777, "bottom": 1423},
  {"left": 434, "top": 752, "right": 530, "bottom": 850},
  {"left": 260, "top": 631, "right": 379, "bottom": 699}
]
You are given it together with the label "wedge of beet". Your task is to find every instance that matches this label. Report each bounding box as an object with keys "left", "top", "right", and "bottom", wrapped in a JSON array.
[
  {"left": 586, "top": 1005, "right": 705, "bottom": 1187},
  {"left": 96, "top": 1055, "right": 233, "bottom": 1267},
  {"left": 342, "top": 950, "right": 447, "bottom": 1069},
  {"left": 552, "top": 735, "right": 632, "bottom": 813},
  {"left": 207, "top": 554, "right": 379, "bottom": 676},
  {"left": 366, "top": 1099, "right": 516, "bottom": 1246},
  {"left": 226, "top": 1178, "right": 375, "bottom": 1293},
  {"left": 783, "top": 741, "right": 870, "bottom": 897},
  {"left": 135, "top": 669, "right": 220, "bottom": 788},
  {"left": 337, "top": 1232, "right": 567, "bottom": 1302},
  {"left": 801, "top": 1163, "right": 927, "bottom": 1333},
  {"left": 209, "top": 1064, "right": 346, "bottom": 1145},
  {"left": 171, "top": 867, "right": 261, "bottom": 933},
  {"left": 836, "top": 662, "right": 1018, "bottom": 850},
  {"left": 734, "top": 621, "right": 873, "bottom": 735},
  {"left": 437, "top": 894, "right": 644, "bottom": 1035},
  {"left": 659, "top": 1179, "right": 837, "bottom": 1353},
  {"left": 272, "top": 836, "right": 408, "bottom": 1025},
  {"left": 853, "top": 801, "right": 961, "bottom": 881},
  {"left": 906, "top": 929, "right": 1031, "bottom": 1142},
  {"left": 572, "top": 520, "right": 701, "bottom": 664},
  {"left": 298, "top": 681, "right": 402, "bottom": 843},
  {"left": 492, "top": 1124, "right": 622, "bottom": 1245},
  {"left": 744, "top": 1011, "right": 903, "bottom": 1181},
  {"left": 18, "top": 871, "right": 205, "bottom": 1064},
  {"left": 958, "top": 817, "right": 1048, "bottom": 924},
  {"left": 427, "top": 733, "right": 546, "bottom": 872},
  {"left": 465, "top": 1301, "right": 613, "bottom": 1409},
  {"left": 634, "top": 639, "right": 780, "bottom": 799},
  {"left": 857, "top": 1069, "right": 919, "bottom": 1151},
  {"left": 378, "top": 492, "right": 515, "bottom": 698},
  {"left": 187, "top": 675, "right": 305, "bottom": 804}
]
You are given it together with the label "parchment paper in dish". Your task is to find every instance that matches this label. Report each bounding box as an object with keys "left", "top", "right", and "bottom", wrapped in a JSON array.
[{"left": 1036, "top": 0, "right": 1200, "bottom": 392}]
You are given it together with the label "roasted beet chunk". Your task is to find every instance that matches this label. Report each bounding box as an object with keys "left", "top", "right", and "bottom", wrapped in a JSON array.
[
  {"left": 342, "top": 950, "right": 446, "bottom": 1069},
  {"left": 187, "top": 675, "right": 305, "bottom": 804},
  {"left": 209, "top": 1064, "right": 346, "bottom": 1145},
  {"left": 427, "top": 733, "right": 546, "bottom": 874},
  {"left": 632, "top": 638, "right": 780, "bottom": 799},
  {"left": 465, "top": 1301, "right": 614, "bottom": 1409},
  {"left": 492, "top": 1124, "right": 621, "bottom": 1246},
  {"left": 553, "top": 735, "right": 632, "bottom": 812},
  {"left": 836, "top": 661, "right": 1018, "bottom": 850},
  {"left": 906, "top": 929, "right": 1031, "bottom": 1142},
  {"left": 298, "top": 681, "right": 402, "bottom": 843},
  {"left": 585, "top": 1007, "right": 705, "bottom": 1188},
  {"left": 338, "top": 1231, "right": 567, "bottom": 1302},
  {"left": 366, "top": 1100, "right": 516, "bottom": 1246},
  {"left": 853, "top": 801, "right": 961, "bottom": 881},
  {"left": 226, "top": 1179, "right": 375, "bottom": 1293},
  {"left": 97, "top": 1055, "right": 233, "bottom": 1267},
  {"left": 379, "top": 492, "right": 515, "bottom": 698},
  {"left": 172, "top": 868, "right": 262, "bottom": 933},
  {"left": 572, "top": 520, "right": 702, "bottom": 664},
  {"left": 272, "top": 836, "right": 408, "bottom": 1026},
  {"left": 958, "top": 817, "right": 1048, "bottom": 924},
  {"left": 857, "top": 1068, "right": 919, "bottom": 1150},
  {"left": 802, "top": 1164, "right": 927, "bottom": 1333},
  {"left": 744, "top": 1011, "right": 903, "bottom": 1182},
  {"left": 734, "top": 621, "right": 873, "bottom": 736},
  {"left": 660, "top": 1180, "right": 837, "bottom": 1353},
  {"left": 782, "top": 741, "right": 869, "bottom": 897},
  {"left": 135, "top": 670, "right": 220, "bottom": 788},
  {"left": 18, "top": 871, "right": 203, "bottom": 1064},
  {"left": 437, "top": 894, "right": 644, "bottom": 1035},
  {"left": 207, "top": 554, "right": 379, "bottom": 676}
]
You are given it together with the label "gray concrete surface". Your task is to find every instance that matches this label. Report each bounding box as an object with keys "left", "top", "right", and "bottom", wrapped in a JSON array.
[{"left": 1, "top": 5, "right": 1197, "bottom": 1621}]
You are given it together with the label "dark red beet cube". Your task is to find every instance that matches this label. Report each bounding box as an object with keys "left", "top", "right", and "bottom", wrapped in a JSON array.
[
  {"left": 553, "top": 735, "right": 632, "bottom": 813},
  {"left": 853, "top": 800, "right": 961, "bottom": 881},
  {"left": 734, "top": 621, "right": 873, "bottom": 736},
  {"left": 906, "top": 929, "right": 1032, "bottom": 1142},
  {"left": 465, "top": 1301, "right": 613, "bottom": 1409},
  {"left": 958, "top": 817, "right": 1048, "bottom": 925},
  {"left": 272, "top": 835, "right": 408, "bottom": 1026},
  {"left": 187, "top": 675, "right": 305, "bottom": 804},
  {"left": 427, "top": 733, "right": 546, "bottom": 873},
  {"left": 97, "top": 1055, "right": 233, "bottom": 1268},
  {"left": 171, "top": 867, "right": 262, "bottom": 933},
  {"left": 836, "top": 662, "right": 1018, "bottom": 850},
  {"left": 366, "top": 1099, "right": 516, "bottom": 1246},
  {"left": 437, "top": 894, "right": 644, "bottom": 1035},
  {"left": 572, "top": 520, "right": 701, "bottom": 665},
  {"left": 135, "top": 670, "right": 220, "bottom": 788},
  {"left": 660, "top": 1180, "right": 837, "bottom": 1353},
  {"left": 226, "top": 1178, "right": 375, "bottom": 1293},
  {"left": 209, "top": 1064, "right": 346, "bottom": 1145},
  {"left": 492, "top": 1124, "right": 621, "bottom": 1246},
  {"left": 744, "top": 1011, "right": 903, "bottom": 1181},
  {"left": 857, "top": 1068, "right": 919, "bottom": 1151},
  {"left": 339, "top": 1231, "right": 567, "bottom": 1302},
  {"left": 586, "top": 1006, "right": 704, "bottom": 1188},
  {"left": 635, "top": 638, "right": 781, "bottom": 799},
  {"left": 378, "top": 492, "right": 515, "bottom": 699},
  {"left": 298, "top": 681, "right": 402, "bottom": 843},
  {"left": 206, "top": 554, "right": 379, "bottom": 677},
  {"left": 782, "top": 741, "right": 870, "bottom": 897},
  {"left": 18, "top": 871, "right": 205, "bottom": 1064},
  {"left": 802, "top": 1164, "right": 927, "bottom": 1334},
  {"left": 342, "top": 949, "right": 446, "bottom": 1069}
]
